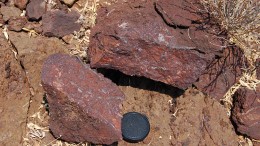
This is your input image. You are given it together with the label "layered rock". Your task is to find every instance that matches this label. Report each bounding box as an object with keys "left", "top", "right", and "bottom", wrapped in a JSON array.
[
  {"left": 88, "top": 0, "right": 223, "bottom": 89},
  {"left": 41, "top": 54, "right": 125, "bottom": 144}
]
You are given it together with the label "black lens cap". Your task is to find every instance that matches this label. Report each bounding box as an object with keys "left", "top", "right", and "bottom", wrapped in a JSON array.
[{"left": 121, "top": 112, "right": 150, "bottom": 143}]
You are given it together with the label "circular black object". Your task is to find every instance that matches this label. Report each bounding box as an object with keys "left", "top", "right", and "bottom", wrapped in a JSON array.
[{"left": 121, "top": 112, "right": 150, "bottom": 143}]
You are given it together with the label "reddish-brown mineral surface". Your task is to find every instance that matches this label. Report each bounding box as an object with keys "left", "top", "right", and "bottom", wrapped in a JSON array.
[
  {"left": 88, "top": 0, "right": 223, "bottom": 89},
  {"left": 41, "top": 54, "right": 125, "bottom": 144},
  {"left": 232, "top": 86, "right": 260, "bottom": 140}
]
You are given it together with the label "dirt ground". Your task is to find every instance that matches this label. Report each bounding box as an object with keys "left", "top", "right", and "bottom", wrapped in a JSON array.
[{"left": 0, "top": 0, "right": 259, "bottom": 146}]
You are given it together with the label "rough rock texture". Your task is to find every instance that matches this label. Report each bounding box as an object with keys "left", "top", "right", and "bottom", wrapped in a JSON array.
[
  {"left": 0, "top": 30, "right": 31, "bottom": 146},
  {"left": 41, "top": 54, "right": 125, "bottom": 144},
  {"left": 42, "top": 10, "right": 81, "bottom": 37},
  {"left": 88, "top": 0, "right": 223, "bottom": 89},
  {"left": 171, "top": 88, "right": 238, "bottom": 145},
  {"left": 14, "top": 0, "right": 28, "bottom": 9},
  {"left": 0, "top": 6, "right": 21, "bottom": 21},
  {"left": 8, "top": 31, "right": 70, "bottom": 144},
  {"left": 8, "top": 16, "right": 27, "bottom": 31},
  {"left": 232, "top": 86, "right": 260, "bottom": 140},
  {"left": 194, "top": 47, "right": 245, "bottom": 101},
  {"left": 26, "top": 0, "right": 46, "bottom": 20},
  {"left": 24, "top": 21, "right": 42, "bottom": 33},
  {"left": 155, "top": 0, "right": 203, "bottom": 27},
  {"left": 0, "top": 14, "right": 4, "bottom": 26}
]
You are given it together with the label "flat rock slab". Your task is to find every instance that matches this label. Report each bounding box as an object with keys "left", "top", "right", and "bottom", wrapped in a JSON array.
[
  {"left": 0, "top": 31, "right": 31, "bottom": 145},
  {"left": 41, "top": 54, "right": 125, "bottom": 144},
  {"left": 88, "top": 0, "right": 223, "bottom": 89},
  {"left": 232, "top": 86, "right": 260, "bottom": 140},
  {"left": 42, "top": 10, "right": 81, "bottom": 37}
]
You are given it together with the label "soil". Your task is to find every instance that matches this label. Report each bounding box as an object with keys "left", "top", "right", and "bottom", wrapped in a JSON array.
[{"left": 0, "top": 1, "right": 259, "bottom": 146}]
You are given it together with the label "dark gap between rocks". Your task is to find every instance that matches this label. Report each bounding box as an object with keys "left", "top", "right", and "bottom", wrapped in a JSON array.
[{"left": 97, "top": 68, "right": 185, "bottom": 99}]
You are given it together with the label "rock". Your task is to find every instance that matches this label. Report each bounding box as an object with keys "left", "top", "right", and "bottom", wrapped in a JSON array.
[
  {"left": 0, "top": 14, "right": 4, "bottom": 26},
  {"left": 42, "top": 10, "right": 81, "bottom": 37},
  {"left": 0, "top": 30, "right": 31, "bottom": 145},
  {"left": 24, "top": 21, "right": 42, "bottom": 33},
  {"left": 88, "top": 0, "right": 223, "bottom": 89},
  {"left": 8, "top": 16, "right": 27, "bottom": 31},
  {"left": 171, "top": 88, "right": 238, "bottom": 145},
  {"left": 41, "top": 54, "right": 125, "bottom": 144},
  {"left": 0, "top": 6, "right": 21, "bottom": 21},
  {"left": 257, "top": 58, "right": 260, "bottom": 79},
  {"left": 194, "top": 47, "right": 245, "bottom": 101},
  {"left": 232, "top": 86, "right": 260, "bottom": 140},
  {"left": 61, "top": 0, "right": 77, "bottom": 7},
  {"left": 155, "top": 0, "right": 204, "bottom": 27},
  {"left": 8, "top": 31, "right": 70, "bottom": 144},
  {"left": 26, "top": 0, "right": 46, "bottom": 20},
  {"left": 14, "top": 0, "right": 28, "bottom": 9}
]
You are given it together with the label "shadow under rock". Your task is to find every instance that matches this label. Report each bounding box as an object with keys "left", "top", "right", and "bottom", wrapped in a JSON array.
[{"left": 97, "top": 68, "right": 184, "bottom": 99}]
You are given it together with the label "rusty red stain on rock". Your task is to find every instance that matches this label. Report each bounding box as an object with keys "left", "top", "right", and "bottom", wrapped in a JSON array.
[
  {"left": 26, "top": 0, "right": 46, "bottom": 20},
  {"left": 232, "top": 86, "right": 260, "bottom": 140},
  {"left": 42, "top": 10, "right": 81, "bottom": 37},
  {"left": 41, "top": 53, "right": 125, "bottom": 144},
  {"left": 88, "top": 0, "right": 224, "bottom": 89},
  {"left": 8, "top": 16, "right": 27, "bottom": 31},
  {"left": 194, "top": 47, "right": 245, "bottom": 101}
]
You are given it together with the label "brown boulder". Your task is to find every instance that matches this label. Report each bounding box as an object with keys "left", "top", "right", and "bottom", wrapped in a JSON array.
[
  {"left": 42, "top": 10, "right": 81, "bottom": 37},
  {"left": 8, "top": 16, "right": 27, "bottom": 31},
  {"left": 26, "top": 0, "right": 46, "bottom": 20},
  {"left": 41, "top": 53, "right": 125, "bottom": 144},
  {"left": 0, "top": 6, "right": 21, "bottom": 21},
  {"left": 194, "top": 47, "right": 245, "bottom": 101},
  {"left": 88, "top": 0, "right": 223, "bottom": 89},
  {"left": 232, "top": 86, "right": 260, "bottom": 140}
]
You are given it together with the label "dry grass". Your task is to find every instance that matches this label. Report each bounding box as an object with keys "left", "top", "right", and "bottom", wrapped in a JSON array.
[{"left": 200, "top": 0, "right": 260, "bottom": 107}]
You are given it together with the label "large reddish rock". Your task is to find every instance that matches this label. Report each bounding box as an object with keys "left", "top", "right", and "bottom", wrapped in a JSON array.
[
  {"left": 194, "top": 47, "right": 245, "bottom": 101},
  {"left": 232, "top": 86, "right": 260, "bottom": 140},
  {"left": 41, "top": 53, "right": 125, "bottom": 144},
  {"left": 8, "top": 16, "right": 27, "bottom": 31},
  {"left": 42, "top": 10, "right": 81, "bottom": 37},
  {"left": 88, "top": 0, "right": 223, "bottom": 89},
  {"left": 14, "top": 0, "right": 28, "bottom": 10}
]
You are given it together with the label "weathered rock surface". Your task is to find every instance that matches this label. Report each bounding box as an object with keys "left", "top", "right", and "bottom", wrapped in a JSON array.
[
  {"left": 257, "top": 58, "right": 260, "bottom": 79},
  {"left": 0, "top": 30, "right": 31, "bottom": 146},
  {"left": 26, "top": 0, "right": 45, "bottom": 20},
  {"left": 41, "top": 54, "right": 125, "bottom": 144},
  {"left": 0, "top": 6, "right": 21, "bottom": 21},
  {"left": 88, "top": 0, "right": 223, "bottom": 89},
  {"left": 42, "top": 10, "right": 81, "bottom": 37},
  {"left": 171, "top": 88, "right": 238, "bottom": 145},
  {"left": 232, "top": 86, "right": 260, "bottom": 140},
  {"left": 194, "top": 47, "right": 245, "bottom": 101},
  {"left": 8, "top": 16, "right": 27, "bottom": 31},
  {"left": 8, "top": 31, "right": 70, "bottom": 144},
  {"left": 14, "top": 0, "right": 28, "bottom": 10},
  {"left": 155, "top": 0, "right": 203, "bottom": 27}
]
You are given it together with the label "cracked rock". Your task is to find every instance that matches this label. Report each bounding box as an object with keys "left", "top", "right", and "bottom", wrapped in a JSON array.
[
  {"left": 194, "top": 47, "right": 245, "bottom": 101},
  {"left": 232, "top": 86, "right": 260, "bottom": 140},
  {"left": 88, "top": 0, "right": 224, "bottom": 89},
  {"left": 41, "top": 53, "right": 125, "bottom": 144}
]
